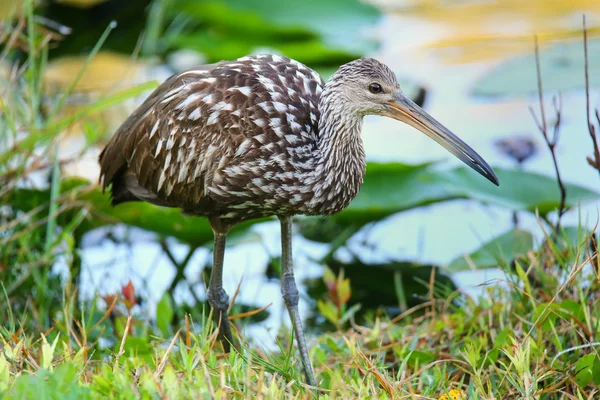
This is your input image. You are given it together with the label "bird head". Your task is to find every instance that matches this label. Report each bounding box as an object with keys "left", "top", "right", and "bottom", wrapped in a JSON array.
[{"left": 328, "top": 58, "right": 499, "bottom": 186}]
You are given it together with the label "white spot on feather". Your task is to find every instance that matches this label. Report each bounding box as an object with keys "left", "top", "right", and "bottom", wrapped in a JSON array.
[
  {"left": 236, "top": 139, "right": 252, "bottom": 157},
  {"left": 290, "top": 121, "right": 302, "bottom": 132},
  {"left": 166, "top": 135, "right": 175, "bottom": 150},
  {"left": 163, "top": 87, "right": 181, "bottom": 99},
  {"left": 212, "top": 101, "right": 233, "bottom": 112},
  {"left": 176, "top": 93, "right": 201, "bottom": 110},
  {"left": 155, "top": 138, "right": 164, "bottom": 157},
  {"left": 150, "top": 119, "right": 160, "bottom": 138},
  {"left": 228, "top": 86, "right": 251, "bottom": 96},
  {"left": 272, "top": 102, "right": 287, "bottom": 113},
  {"left": 254, "top": 134, "right": 266, "bottom": 144},
  {"left": 202, "top": 94, "right": 214, "bottom": 104},
  {"left": 157, "top": 170, "right": 166, "bottom": 192},
  {"left": 163, "top": 152, "right": 172, "bottom": 171},
  {"left": 257, "top": 102, "right": 272, "bottom": 113},
  {"left": 189, "top": 108, "right": 201, "bottom": 120},
  {"left": 178, "top": 164, "right": 189, "bottom": 183},
  {"left": 257, "top": 75, "right": 276, "bottom": 93},
  {"left": 207, "top": 112, "right": 220, "bottom": 125},
  {"left": 285, "top": 134, "right": 298, "bottom": 144}
]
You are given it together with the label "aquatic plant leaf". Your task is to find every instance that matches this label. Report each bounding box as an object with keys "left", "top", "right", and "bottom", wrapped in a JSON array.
[
  {"left": 330, "top": 162, "right": 454, "bottom": 225},
  {"left": 300, "top": 162, "right": 600, "bottom": 242},
  {"left": 7, "top": 178, "right": 263, "bottom": 246},
  {"left": 436, "top": 167, "right": 600, "bottom": 216},
  {"left": 472, "top": 39, "right": 600, "bottom": 98},
  {"left": 447, "top": 229, "right": 533, "bottom": 272},
  {"left": 169, "top": 0, "right": 379, "bottom": 65},
  {"left": 9, "top": 164, "right": 598, "bottom": 248}
]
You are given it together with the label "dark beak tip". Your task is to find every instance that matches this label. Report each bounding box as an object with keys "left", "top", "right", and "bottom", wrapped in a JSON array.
[{"left": 486, "top": 170, "right": 500, "bottom": 186}]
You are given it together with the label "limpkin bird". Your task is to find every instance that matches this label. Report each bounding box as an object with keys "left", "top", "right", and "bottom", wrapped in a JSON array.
[{"left": 99, "top": 54, "right": 499, "bottom": 386}]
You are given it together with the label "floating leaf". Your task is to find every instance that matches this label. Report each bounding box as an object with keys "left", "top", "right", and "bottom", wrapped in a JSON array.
[
  {"left": 169, "top": 0, "right": 379, "bottom": 65},
  {"left": 472, "top": 39, "right": 600, "bottom": 98},
  {"left": 448, "top": 229, "right": 533, "bottom": 272},
  {"left": 436, "top": 167, "right": 600, "bottom": 216},
  {"left": 7, "top": 178, "right": 264, "bottom": 246},
  {"left": 9, "top": 163, "right": 599, "bottom": 249},
  {"left": 330, "top": 162, "right": 454, "bottom": 226}
]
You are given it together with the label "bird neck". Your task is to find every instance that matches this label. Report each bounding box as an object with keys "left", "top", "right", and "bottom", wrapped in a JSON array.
[{"left": 309, "top": 91, "right": 366, "bottom": 215}]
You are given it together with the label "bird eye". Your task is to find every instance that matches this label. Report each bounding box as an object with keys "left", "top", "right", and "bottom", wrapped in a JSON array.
[{"left": 368, "top": 83, "right": 382, "bottom": 94}]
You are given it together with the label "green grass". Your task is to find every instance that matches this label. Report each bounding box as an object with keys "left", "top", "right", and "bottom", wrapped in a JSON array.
[{"left": 1, "top": 239, "right": 599, "bottom": 399}]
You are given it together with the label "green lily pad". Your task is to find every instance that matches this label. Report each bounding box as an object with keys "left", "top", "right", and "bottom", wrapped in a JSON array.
[
  {"left": 437, "top": 167, "right": 600, "bottom": 216},
  {"left": 448, "top": 229, "right": 534, "bottom": 272},
  {"left": 9, "top": 163, "right": 599, "bottom": 248},
  {"left": 330, "top": 162, "right": 454, "bottom": 226},
  {"left": 472, "top": 39, "right": 600, "bottom": 98},
  {"left": 8, "top": 178, "right": 265, "bottom": 246},
  {"left": 220, "top": 0, "right": 380, "bottom": 54},
  {"left": 169, "top": 0, "right": 379, "bottom": 65}
]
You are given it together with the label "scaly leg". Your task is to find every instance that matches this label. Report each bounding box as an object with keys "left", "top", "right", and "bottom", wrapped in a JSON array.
[
  {"left": 279, "top": 216, "right": 317, "bottom": 387},
  {"left": 207, "top": 219, "right": 235, "bottom": 352}
]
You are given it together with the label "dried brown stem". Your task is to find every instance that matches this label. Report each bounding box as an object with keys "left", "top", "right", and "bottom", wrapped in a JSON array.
[
  {"left": 584, "top": 15, "right": 600, "bottom": 177},
  {"left": 530, "top": 36, "right": 567, "bottom": 234}
]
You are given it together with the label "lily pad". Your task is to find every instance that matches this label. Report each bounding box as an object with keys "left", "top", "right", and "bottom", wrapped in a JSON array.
[
  {"left": 220, "top": 0, "right": 380, "bottom": 55},
  {"left": 448, "top": 229, "right": 534, "bottom": 272},
  {"left": 331, "top": 162, "right": 455, "bottom": 226},
  {"left": 10, "top": 163, "right": 599, "bottom": 248},
  {"left": 437, "top": 167, "right": 600, "bottom": 217},
  {"left": 169, "top": 0, "right": 379, "bottom": 65},
  {"left": 472, "top": 39, "right": 600, "bottom": 98},
  {"left": 8, "top": 179, "right": 265, "bottom": 246}
]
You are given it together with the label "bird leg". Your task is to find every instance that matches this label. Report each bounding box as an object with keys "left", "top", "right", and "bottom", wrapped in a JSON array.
[
  {"left": 279, "top": 216, "right": 317, "bottom": 387},
  {"left": 207, "top": 221, "right": 235, "bottom": 352}
]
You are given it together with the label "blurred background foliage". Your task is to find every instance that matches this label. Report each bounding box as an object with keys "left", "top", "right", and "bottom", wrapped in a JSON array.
[{"left": 1, "top": 0, "right": 600, "bottom": 338}]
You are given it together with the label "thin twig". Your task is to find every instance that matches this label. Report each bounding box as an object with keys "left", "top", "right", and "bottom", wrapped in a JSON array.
[
  {"left": 584, "top": 15, "right": 600, "bottom": 178},
  {"left": 530, "top": 36, "right": 567, "bottom": 234},
  {"left": 154, "top": 328, "right": 181, "bottom": 378}
]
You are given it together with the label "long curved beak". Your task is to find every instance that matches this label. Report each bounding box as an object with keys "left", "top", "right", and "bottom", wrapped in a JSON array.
[{"left": 385, "top": 92, "right": 499, "bottom": 186}]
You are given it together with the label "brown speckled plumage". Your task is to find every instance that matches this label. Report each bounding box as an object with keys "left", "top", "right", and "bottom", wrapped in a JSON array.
[
  {"left": 99, "top": 54, "right": 385, "bottom": 224},
  {"left": 99, "top": 54, "right": 498, "bottom": 386}
]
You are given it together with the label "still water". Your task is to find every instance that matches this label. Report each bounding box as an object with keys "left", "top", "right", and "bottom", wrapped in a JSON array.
[{"left": 76, "top": 2, "right": 600, "bottom": 347}]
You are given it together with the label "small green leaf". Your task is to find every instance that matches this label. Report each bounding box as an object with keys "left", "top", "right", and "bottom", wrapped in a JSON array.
[
  {"left": 0, "top": 352, "right": 9, "bottom": 392},
  {"left": 337, "top": 278, "right": 351, "bottom": 305},
  {"left": 576, "top": 354, "right": 598, "bottom": 387},
  {"left": 339, "top": 303, "right": 361, "bottom": 325},
  {"left": 317, "top": 300, "right": 338, "bottom": 325},
  {"left": 41, "top": 334, "right": 60, "bottom": 370}
]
